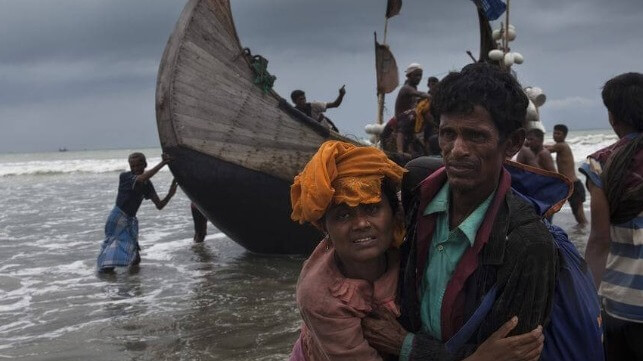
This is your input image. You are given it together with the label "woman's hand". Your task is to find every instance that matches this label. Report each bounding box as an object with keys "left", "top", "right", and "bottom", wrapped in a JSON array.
[
  {"left": 467, "top": 317, "right": 544, "bottom": 361},
  {"left": 361, "top": 308, "right": 407, "bottom": 356}
]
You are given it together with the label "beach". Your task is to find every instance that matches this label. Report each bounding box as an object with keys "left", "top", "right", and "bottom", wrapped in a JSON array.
[{"left": 0, "top": 129, "right": 616, "bottom": 360}]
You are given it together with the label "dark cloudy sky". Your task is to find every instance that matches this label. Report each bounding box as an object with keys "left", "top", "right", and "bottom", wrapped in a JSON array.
[{"left": 1, "top": 0, "right": 642, "bottom": 153}]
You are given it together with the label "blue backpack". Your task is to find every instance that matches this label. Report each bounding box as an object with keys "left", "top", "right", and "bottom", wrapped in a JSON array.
[{"left": 403, "top": 158, "right": 604, "bottom": 360}]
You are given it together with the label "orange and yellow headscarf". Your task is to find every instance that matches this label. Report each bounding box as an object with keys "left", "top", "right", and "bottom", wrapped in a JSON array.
[{"left": 290, "top": 141, "right": 407, "bottom": 246}]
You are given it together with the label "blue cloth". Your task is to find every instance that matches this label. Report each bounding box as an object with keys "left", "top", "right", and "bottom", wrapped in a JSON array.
[
  {"left": 115, "top": 171, "right": 155, "bottom": 217},
  {"left": 97, "top": 207, "right": 139, "bottom": 269},
  {"left": 471, "top": 0, "right": 506, "bottom": 21}
]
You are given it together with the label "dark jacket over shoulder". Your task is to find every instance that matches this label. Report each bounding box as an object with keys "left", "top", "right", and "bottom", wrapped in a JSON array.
[{"left": 398, "top": 167, "right": 559, "bottom": 361}]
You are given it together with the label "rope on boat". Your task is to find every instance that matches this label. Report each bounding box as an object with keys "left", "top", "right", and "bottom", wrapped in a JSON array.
[{"left": 244, "top": 48, "right": 276, "bottom": 94}]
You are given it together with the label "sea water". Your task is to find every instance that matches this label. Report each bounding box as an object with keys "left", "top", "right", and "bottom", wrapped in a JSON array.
[{"left": 0, "top": 130, "right": 617, "bottom": 360}]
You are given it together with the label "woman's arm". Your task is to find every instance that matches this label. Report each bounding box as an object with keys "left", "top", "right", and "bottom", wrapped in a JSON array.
[{"left": 300, "top": 306, "right": 384, "bottom": 361}]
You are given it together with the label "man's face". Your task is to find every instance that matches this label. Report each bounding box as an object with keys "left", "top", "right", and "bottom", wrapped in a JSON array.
[
  {"left": 439, "top": 106, "right": 510, "bottom": 194},
  {"left": 428, "top": 80, "right": 438, "bottom": 93},
  {"left": 525, "top": 132, "right": 543, "bottom": 153},
  {"left": 323, "top": 196, "right": 395, "bottom": 265},
  {"left": 129, "top": 157, "right": 146, "bottom": 175},
  {"left": 553, "top": 129, "right": 566, "bottom": 143},
  {"left": 407, "top": 70, "right": 422, "bottom": 87},
  {"left": 294, "top": 94, "right": 307, "bottom": 108}
]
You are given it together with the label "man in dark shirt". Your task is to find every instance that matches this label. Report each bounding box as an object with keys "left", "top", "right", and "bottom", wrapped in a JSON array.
[
  {"left": 394, "top": 63, "right": 430, "bottom": 117},
  {"left": 97, "top": 152, "right": 178, "bottom": 272},
  {"left": 362, "top": 63, "right": 556, "bottom": 360}
]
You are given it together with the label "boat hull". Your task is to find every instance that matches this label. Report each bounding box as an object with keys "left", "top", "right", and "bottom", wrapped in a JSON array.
[{"left": 167, "top": 145, "right": 322, "bottom": 254}]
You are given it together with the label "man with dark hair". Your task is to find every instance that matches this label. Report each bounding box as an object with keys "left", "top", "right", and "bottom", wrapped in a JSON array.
[
  {"left": 97, "top": 153, "right": 178, "bottom": 272},
  {"left": 290, "top": 86, "right": 345, "bottom": 131},
  {"left": 427, "top": 76, "right": 439, "bottom": 95},
  {"left": 581, "top": 72, "right": 643, "bottom": 360},
  {"left": 545, "top": 124, "right": 587, "bottom": 225},
  {"left": 524, "top": 128, "right": 556, "bottom": 172},
  {"left": 362, "top": 62, "right": 556, "bottom": 360}
]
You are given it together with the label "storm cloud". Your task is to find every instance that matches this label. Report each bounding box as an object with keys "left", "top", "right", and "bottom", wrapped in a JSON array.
[{"left": 1, "top": 0, "right": 642, "bottom": 152}]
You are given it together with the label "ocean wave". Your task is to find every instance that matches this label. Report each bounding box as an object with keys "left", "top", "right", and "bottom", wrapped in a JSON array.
[
  {"left": 0, "top": 157, "right": 164, "bottom": 177},
  {"left": 565, "top": 132, "right": 618, "bottom": 160}
]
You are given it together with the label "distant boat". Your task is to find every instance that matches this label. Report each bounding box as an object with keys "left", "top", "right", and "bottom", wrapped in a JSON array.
[{"left": 58, "top": 147, "right": 68, "bottom": 152}]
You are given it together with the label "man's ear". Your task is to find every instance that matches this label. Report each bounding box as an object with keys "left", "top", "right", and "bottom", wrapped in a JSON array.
[{"left": 505, "top": 128, "right": 525, "bottom": 158}]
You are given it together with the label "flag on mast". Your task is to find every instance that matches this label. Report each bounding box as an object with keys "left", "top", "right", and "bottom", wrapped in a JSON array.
[
  {"left": 471, "top": 0, "right": 506, "bottom": 21},
  {"left": 386, "top": 0, "right": 402, "bottom": 18},
  {"left": 375, "top": 34, "right": 399, "bottom": 94}
]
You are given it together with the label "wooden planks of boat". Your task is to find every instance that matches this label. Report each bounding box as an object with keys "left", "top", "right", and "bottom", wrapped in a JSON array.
[{"left": 156, "top": 0, "right": 369, "bottom": 254}]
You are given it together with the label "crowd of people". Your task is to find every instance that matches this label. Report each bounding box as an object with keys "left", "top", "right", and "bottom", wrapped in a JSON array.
[{"left": 94, "top": 62, "right": 642, "bottom": 360}]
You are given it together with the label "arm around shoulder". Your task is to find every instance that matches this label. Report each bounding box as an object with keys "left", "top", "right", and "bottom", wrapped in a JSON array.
[{"left": 299, "top": 300, "right": 384, "bottom": 361}]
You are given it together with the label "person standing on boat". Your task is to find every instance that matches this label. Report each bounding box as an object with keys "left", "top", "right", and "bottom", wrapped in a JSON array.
[
  {"left": 545, "top": 124, "right": 587, "bottom": 225},
  {"left": 291, "top": 86, "right": 346, "bottom": 131},
  {"left": 395, "top": 63, "right": 431, "bottom": 155},
  {"left": 581, "top": 72, "right": 643, "bottom": 361},
  {"left": 361, "top": 63, "right": 557, "bottom": 360},
  {"left": 394, "top": 63, "right": 429, "bottom": 117},
  {"left": 97, "top": 152, "right": 178, "bottom": 272},
  {"left": 427, "top": 76, "right": 440, "bottom": 95}
]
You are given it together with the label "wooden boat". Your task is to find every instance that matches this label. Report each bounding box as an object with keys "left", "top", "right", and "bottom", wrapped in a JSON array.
[{"left": 155, "top": 0, "right": 366, "bottom": 254}]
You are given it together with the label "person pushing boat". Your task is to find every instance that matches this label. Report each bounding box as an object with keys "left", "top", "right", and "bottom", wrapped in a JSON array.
[{"left": 97, "top": 152, "right": 178, "bottom": 272}]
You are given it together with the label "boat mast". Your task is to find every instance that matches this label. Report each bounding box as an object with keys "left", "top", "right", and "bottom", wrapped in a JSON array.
[
  {"left": 502, "top": 0, "right": 511, "bottom": 72},
  {"left": 376, "top": 18, "right": 390, "bottom": 128}
]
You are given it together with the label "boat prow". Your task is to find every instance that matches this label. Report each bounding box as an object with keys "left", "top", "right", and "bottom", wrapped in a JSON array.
[{"left": 155, "top": 0, "right": 360, "bottom": 254}]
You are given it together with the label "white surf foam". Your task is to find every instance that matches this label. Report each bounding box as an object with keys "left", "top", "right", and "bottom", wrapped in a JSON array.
[{"left": 0, "top": 156, "right": 166, "bottom": 177}]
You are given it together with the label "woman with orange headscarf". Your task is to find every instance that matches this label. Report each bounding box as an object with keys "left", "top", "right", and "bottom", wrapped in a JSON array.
[{"left": 289, "top": 140, "right": 406, "bottom": 361}]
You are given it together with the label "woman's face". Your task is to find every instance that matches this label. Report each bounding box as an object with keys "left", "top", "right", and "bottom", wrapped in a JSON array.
[{"left": 323, "top": 194, "right": 395, "bottom": 265}]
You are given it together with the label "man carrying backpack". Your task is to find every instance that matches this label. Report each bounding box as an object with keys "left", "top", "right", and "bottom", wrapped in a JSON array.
[{"left": 361, "top": 63, "right": 603, "bottom": 360}]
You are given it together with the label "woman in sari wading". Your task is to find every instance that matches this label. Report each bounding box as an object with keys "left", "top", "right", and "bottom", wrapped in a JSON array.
[{"left": 288, "top": 140, "right": 544, "bottom": 361}]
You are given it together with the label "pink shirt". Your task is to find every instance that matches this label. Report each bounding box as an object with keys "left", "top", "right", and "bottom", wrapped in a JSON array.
[{"left": 291, "top": 240, "right": 400, "bottom": 361}]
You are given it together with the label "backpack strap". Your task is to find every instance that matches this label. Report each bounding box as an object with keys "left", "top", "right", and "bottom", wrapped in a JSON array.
[{"left": 445, "top": 284, "right": 499, "bottom": 353}]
